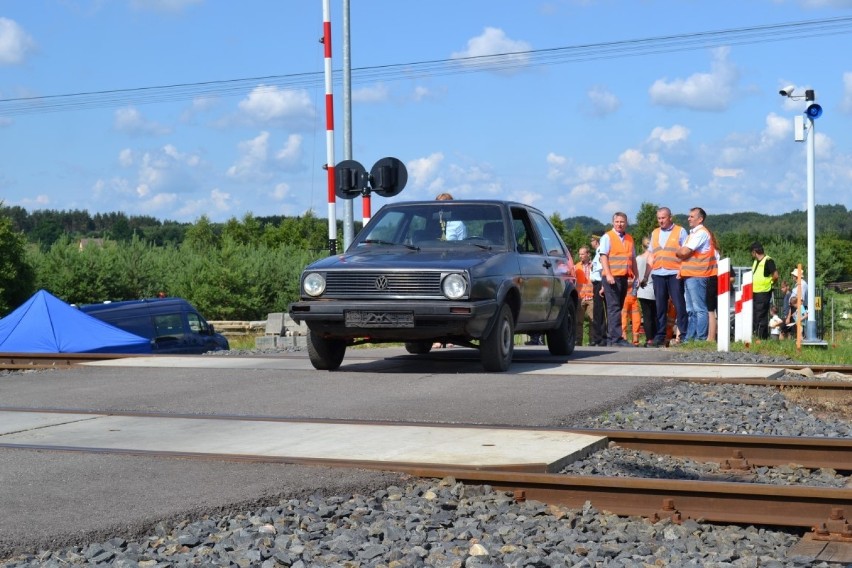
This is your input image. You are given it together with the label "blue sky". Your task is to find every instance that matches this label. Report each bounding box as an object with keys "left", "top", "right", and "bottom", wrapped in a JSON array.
[{"left": 1, "top": 0, "right": 852, "bottom": 227}]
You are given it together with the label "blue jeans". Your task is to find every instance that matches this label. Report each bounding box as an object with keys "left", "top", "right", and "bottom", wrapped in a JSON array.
[{"left": 683, "top": 276, "right": 710, "bottom": 341}]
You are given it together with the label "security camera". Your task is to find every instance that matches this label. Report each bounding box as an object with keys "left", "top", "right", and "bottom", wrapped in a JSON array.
[{"left": 779, "top": 85, "right": 796, "bottom": 97}]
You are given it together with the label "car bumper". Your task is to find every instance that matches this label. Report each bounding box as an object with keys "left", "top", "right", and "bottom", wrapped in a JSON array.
[{"left": 289, "top": 299, "right": 499, "bottom": 341}]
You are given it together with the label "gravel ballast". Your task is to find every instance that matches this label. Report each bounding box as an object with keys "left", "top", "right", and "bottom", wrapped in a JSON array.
[{"left": 2, "top": 349, "right": 849, "bottom": 567}]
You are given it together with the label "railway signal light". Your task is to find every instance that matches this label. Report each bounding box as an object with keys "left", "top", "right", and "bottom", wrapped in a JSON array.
[{"left": 334, "top": 157, "right": 407, "bottom": 200}]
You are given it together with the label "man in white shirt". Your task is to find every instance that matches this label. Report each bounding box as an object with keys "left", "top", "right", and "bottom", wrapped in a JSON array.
[{"left": 789, "top": 268, "right": 809, "bottom": 305}]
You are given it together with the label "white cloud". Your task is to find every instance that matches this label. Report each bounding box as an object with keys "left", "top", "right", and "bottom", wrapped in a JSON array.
[
  {"left": 713, "top": 167, "right": 743, "bottom": 178},
  {"left": 0, "top": 18, "right": 36, "bottom": 65},
  {"left": 275, "top": 134, "right": 303, "bottom": 169},
  {"left": 412, "top": 86, "right": 434, "bottom": 102},
  {"left": 227, "top": 131, "right": 271, "bottom": 181},
  {"left": 586, "top": 85, "right": 620, "bottom": 117},
  {"left": 114, "top": 106, "right": 171, "bottom": 136},
  {"left": 107, "top": 144, "right": 203, "bottom": 204},
  {"left": 353, "top": 83, "right": 389, "bottom": 103},
  {"left": 19, "top": 194, "right": 50, "bottom": 207},
  {"left": 180, "top": 96, "right": 219, "bottom": 122},
  {"left": 270, "top": 182, "right": 291, "bottom": 201},
  {"left": 237, "top": 86, "right": 315, "bottom": 128},
  {"left": 407, "top": 153, "right": 444, "bottom": 189},
  {"left": 118, "top": 148, "right": 134, "bottom": 167},
  {"left": 649, "top": 47, "right": 739, "bottom": 111},
  {"left": 648, "top": 125, "right": 690, "bottom": 145},
  {"left": 451, "top": 27, "right": 532, "bottom": 73},
  {"left": 130, "top": 0, "right": 203, "bottom": 12},
  {"left": 209, "top": 188, "right": 232, "bottom": 211}
]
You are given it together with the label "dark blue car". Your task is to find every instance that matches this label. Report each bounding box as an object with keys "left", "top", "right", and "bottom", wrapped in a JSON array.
[{"left": 289, "top": 200, "right": 578, "bottom": 372}]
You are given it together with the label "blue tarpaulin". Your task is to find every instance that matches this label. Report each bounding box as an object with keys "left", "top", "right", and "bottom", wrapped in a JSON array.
[{"left": 0, "top": 290, "right": 152, "bottom": 354}]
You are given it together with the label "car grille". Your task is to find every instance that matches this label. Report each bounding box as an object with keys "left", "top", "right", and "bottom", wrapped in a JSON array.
[{"left": 323, "top": 271, "right": 443, "bottom": 298}]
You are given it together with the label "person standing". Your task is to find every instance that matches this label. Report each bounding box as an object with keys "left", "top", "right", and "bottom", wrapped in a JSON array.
[
  {"left": 636, "top": 236, "right": 657, "bottom": 347},
  {"left": 789, "top": 268, "right": 809, "bottom": 306},
  {"left": 779, "top": 280, "right": 792, "bottom": 322},
  {"left": 434, "top": 192, "right": 467, "bottom": 240},
  {"left": 640, "top": 207, "right": 688, "bottom": 347},
  {"left": 749, "top": 241, "right": 778, "bottom": 340},
  {"left": 574, "top": 246, "right": 595, "bottom": 346},
  {"left": 599, "top": 213, "right": 639, "bottom": 347},
  {"left": 705, "top": 229, "right": 721, "bottom": 342},
  {"left": 676, "top": 207, "right": 717, "bottom": 342},
  {"left": 621, "top": 275, "right": 641, "bottom": 345},
  {"left": 589, "top": 235, "right": 606, "bottom": 346}
]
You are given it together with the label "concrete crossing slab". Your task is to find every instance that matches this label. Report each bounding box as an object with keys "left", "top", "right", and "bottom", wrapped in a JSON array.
[
  {"left": 0, "top": 411, "right": 606, "bottom": 472},
  {"left": 83, "top": 356, "right": 785, "bottom": 379}
]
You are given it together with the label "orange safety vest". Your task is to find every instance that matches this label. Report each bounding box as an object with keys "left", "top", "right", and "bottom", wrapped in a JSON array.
[
  {"left": 651, "top": 225, "right": 683, "bottom": 271},
  {"left": 680, "top": 226, "right": 718, "bottom": 278},
  {"left": 604, "top": 229, "right": 634, "bottom": 277},
  {"left": 575, "top": 262, "right": 593, "bottom": 300}
]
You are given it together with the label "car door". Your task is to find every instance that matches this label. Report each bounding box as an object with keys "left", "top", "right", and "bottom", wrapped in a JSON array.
[
  {"left": 529, "top": 210, "right": 570, "bottom": 322},
  {"left": 511, "top": 207, "right": 554, "bottom": 324}
]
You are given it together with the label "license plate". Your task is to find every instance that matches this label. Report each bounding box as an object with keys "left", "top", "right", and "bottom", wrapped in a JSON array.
[{"left": 345, "top": 311, "right": 414, "bottom": 328}]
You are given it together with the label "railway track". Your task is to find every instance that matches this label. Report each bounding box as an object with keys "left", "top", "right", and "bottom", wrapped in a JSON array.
[{"left": 2, "top": 408, "right": 851, "bottom": 534}]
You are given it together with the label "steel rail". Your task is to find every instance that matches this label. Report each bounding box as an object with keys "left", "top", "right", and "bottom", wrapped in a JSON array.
[
  {"left": 2, "top": 407, "right": 851, "bottom": 471},
  {"left": 0, "top": 353, "right": 139, "bottom": 368},
  {"left": 0, "top": 440, "right": 849, "bottom": 529}
]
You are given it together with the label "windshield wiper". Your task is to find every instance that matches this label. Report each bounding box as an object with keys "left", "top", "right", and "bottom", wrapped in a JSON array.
[{"left": 361, "top": 239, "right": 419, "bottom": 251}]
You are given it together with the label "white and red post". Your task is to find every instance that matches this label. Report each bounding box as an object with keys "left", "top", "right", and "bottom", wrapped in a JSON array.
[
  {"left": 736, "top": 271, "right": 753, "bottom": 344},
  {"left": 717, "top": 258, "right": 730, "bottom": 352},
  {"left": 322, "top": 0, "right": 337, "bottom": 254}
]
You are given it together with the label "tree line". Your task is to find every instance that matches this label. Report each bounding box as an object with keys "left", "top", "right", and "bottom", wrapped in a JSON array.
[{"left": 0, "top": 202, "right": 849, "bottom": 320}]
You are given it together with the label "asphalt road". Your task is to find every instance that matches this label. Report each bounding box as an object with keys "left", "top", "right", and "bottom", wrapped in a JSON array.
[{"left": 0, "top": 345, "right": 673, "bottom": 559}]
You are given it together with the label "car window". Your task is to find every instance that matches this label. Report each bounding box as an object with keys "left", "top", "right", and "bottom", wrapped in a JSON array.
[
  {"left": 187, "top": 312, "right": 204, "bottom": 333},
  {"left": 511, "top": 208, "right": 541, "bottom": 254},
  {"left": 361, "top": 204, "right": 505, "bottom": 247},
  {"left": 531, "top": 211, "right": 565, "bottom": 257},
  {"left": 153, "top": 313, "right": 184, "bottom": 337}
]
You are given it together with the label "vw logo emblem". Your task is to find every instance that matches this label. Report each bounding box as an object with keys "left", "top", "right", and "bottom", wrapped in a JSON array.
[{"left": 375, "top": 275, "right": 389, "bottom": 290}]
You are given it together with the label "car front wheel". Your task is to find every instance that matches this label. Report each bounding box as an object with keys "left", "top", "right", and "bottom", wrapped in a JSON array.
[
  {"left": 306, "top": 329, "right": 346, "bottom": 370},
  {"left": 546, "top": 302, "right": 576, "bottom": 356},
  {"left": 480, "top": 303, "right": 514, "bottom": 372}
]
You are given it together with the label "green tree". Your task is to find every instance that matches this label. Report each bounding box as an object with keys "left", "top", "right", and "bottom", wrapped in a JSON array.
[
  {"left": 183, "top": 215, "right": 220, "bottom": 251},
  {"left": 0, "top": 216, "right": 35, "bottom": 313},
  {"left": 633, "top": 202, "right": 659, "bottom": 251}
]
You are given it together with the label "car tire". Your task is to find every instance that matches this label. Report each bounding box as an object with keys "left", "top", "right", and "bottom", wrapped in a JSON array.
[
  {"left": 480, "top": 303, "right": 514, "bottom": 372},
  {"left": 546, "top": 302, "right": 576, "bottom": 356},
  {"left": 306, "top": 329, "right": 346, "bottom": 370},
  {"left": 404, "top": 341, "right": 433, "bottom": 354}
]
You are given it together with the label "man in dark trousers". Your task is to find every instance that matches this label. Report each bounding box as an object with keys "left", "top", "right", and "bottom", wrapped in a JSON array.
[
  {"left": 750, "top": 241, "right": 778, "bottom": 340},
  {"left": 599, "top": 213, "right": 640, "bottom": 347}
]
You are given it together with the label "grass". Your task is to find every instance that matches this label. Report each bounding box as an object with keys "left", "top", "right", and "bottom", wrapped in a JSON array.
[
  {"left": 711, "top": 330, "right": 851, "bottom": 365},
  {"left": 227, "top": 334, "right": 262, "bottom": 350}
]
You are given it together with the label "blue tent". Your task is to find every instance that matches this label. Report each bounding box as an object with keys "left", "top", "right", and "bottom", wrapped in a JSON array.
[{"left": 0, "top": 290, "right": 152, "bottom": 354}]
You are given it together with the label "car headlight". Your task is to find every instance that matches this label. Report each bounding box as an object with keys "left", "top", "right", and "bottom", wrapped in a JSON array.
[
  {"left": 303, "top": 273, "right": 326, "bottom": 297},
  {"left": 442, "top": 273, "right": 467, "bottom": 299}
]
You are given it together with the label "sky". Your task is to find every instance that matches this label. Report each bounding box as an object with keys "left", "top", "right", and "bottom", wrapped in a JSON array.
[{"left": 1, "top": 0, "right": 852, "bottom": 228}]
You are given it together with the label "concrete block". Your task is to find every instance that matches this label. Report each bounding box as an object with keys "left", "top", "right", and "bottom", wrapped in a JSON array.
[
  {"left": 265, "top": 313, "right": 286, "bottom": 336},
  {"left": 255, "top": 336, "right": 279, "bottom": 349}
]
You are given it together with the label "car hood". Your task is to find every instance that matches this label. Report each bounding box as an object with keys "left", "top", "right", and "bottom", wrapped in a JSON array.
[{"left": 305, "top": 246, "right": 504, "bottom": 271}]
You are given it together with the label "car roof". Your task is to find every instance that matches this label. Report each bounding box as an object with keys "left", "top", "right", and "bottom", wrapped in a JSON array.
[{"left": 79, "top": 298, "right": 190, "bottom": 313}]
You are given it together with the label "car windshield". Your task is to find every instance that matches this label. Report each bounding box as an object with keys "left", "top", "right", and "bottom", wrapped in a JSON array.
[{"left": 355, "top": 204, "right": 507, "bottom": 250}]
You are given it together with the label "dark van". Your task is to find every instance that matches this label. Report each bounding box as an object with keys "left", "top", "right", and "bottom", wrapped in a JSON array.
[{"left": 79, "top": 298, "right": 230, "bottom": 354}]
